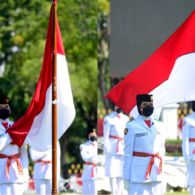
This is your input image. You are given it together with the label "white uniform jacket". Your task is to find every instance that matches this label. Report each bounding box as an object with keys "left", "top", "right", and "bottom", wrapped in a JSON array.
[
  {"left": 0, "top": 119, "right": 29, "bottom": 183},
  {"left": 124, "top": 115, "right": 165, "bottom": 183},
  {"left": 80, "top": 140, "right": 98, "bottom": 180},
  {"left": 103, "top": 111, "right": 129, "bottom": 155},
  {"left": 30, "top": 141, "right": 60, "bottom": 180},
  {"left": 182, "top": 112, "right": 195, "bottom": 163}
]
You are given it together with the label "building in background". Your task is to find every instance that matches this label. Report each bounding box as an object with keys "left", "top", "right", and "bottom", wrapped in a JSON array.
[{"left": 110, "top": 0, "right": 195, "bottom": 77}]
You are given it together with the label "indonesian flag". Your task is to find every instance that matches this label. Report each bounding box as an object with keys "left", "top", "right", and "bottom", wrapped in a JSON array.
[
  {"left": 7, "top": 5, "right": 75, "bottom": 150},
  {"left": 106, "top": 10, "right": 195, "bottom": 117}
]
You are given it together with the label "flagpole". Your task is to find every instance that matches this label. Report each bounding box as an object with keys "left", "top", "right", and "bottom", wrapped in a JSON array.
[{"left": 51, "top": 0, "right": 58, "bottom": 194}]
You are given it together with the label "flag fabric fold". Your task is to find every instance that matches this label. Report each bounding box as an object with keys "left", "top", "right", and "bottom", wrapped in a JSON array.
[
  {"left": 7, "top": 6, "right": 75, "bottom": 150},
  {"left": 106, "top": 10, "right": 195, "bottom": 117}
]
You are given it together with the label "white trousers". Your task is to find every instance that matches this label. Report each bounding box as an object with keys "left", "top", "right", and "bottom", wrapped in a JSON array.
[
  {"left": 82, "top": 180, "right": 97, "bottom": 195},
  {"left": 109, "top": 177, "right": 123, "bottom": 195},
  {"left": 34, "top": 179, "right": 52, "bottom": 195},
  {"left": 189, "top": 186, "right": 195, "bottom": 195},
  {"left": 128, "top": 182, "right": 163, "bottom": 195},
  {"left": 0, "top": 183, "right": 25, "bottom": 195}
]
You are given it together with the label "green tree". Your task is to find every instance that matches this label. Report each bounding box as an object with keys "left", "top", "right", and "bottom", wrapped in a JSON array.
[
  {"left": 0, "top": 0, "right": 98, "bottom": 168},
  {"left": 98, "top": 0, "right": 110, "bottom": 113}
]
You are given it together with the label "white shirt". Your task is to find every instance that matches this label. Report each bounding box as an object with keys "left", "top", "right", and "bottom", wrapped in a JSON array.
[
  {"left": 80, "top": 140, "right": 98, "bottom": 180},
  {"left": 103, "top": 111, "right": 129, "bottom": 155},
  {"left": 124, "top": 115, "right": 165, "bottom": 183},
  {"left": 0, "top": 118, "right": 29, "bottom": 183}
]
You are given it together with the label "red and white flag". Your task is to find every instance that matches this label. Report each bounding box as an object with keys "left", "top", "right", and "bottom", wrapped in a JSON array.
[
  {"left": 106, "top": 11, "right": 195, "bottom": 117},
  {"left": 7, "top": 5, "right": 75, "bottom": 150}
]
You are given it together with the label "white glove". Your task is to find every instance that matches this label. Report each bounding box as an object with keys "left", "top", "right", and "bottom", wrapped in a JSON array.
[
  {"left": 124, "top": 180, "right": 130, "bottom": 191},
  {"left": 0, "top": 133, "right": 12, "bottom": 151}
]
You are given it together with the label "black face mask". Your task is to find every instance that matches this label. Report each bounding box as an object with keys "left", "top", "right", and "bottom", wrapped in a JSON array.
[
  {"left": 141, "top": 106, "right": 154, "bottom": 117},
  {"left": 0, "top": 108, "right": 10, "bottom": 120},
  {"left": 116, "top": 108, "right": 122, "bottom": 114},
  {"left": 192, "top": 102, "right": 195, "bottom": 112},
  {"left": 89, "top": 136, "right": 97, "bottom": 142}
]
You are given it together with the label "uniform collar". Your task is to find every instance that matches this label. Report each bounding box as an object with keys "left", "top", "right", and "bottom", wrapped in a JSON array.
[
  {"left": 113, "top": 111, "right": 122, "bottom": 118},
  {"left": 89, "top": 140, "right": 97, "bottom": 147},
  {"left": 137, "top": 115, "right": 154, "bottom": 128},
  {"left": 0, "top": 118, "right": 9, "bottom": 123},
  {"left": 138, "top": 115, "right": 152, "bottom": 121}
]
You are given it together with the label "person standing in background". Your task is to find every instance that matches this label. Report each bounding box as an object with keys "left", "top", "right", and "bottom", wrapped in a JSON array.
[
  {"left": 29, "top": 141, "right": 61, "bottom": 195},
  {"left": 182, "top": 101, "right": 195, "bottom": 195},
  {"left": 80, "top": 129, "right": 98, "bottom": 195},
  {"left": 103, "top": 105, "right": 129, "bottom": 195}
]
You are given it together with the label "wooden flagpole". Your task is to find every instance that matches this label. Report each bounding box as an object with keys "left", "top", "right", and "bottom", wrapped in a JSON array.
[{"left": 51, "top": 0, "right": 58, "bottom": 194}]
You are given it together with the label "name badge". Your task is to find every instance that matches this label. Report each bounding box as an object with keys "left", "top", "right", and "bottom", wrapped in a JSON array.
[{"left": 136, "top": 132, "right": 148, "bottom": 137}]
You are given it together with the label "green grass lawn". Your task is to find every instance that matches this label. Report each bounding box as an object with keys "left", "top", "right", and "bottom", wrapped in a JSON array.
[
  {"left": 59, "top": 189, "right": 190, "bottom": 195},
  {"left": 61, "top": 193, "right": 188, "bottom": 195},
  {"left": 60, "top": 191, "right": 190, "bottom": 195},
  {"left": 165, "top": 191, "right": 189, "bottom": 195},
  {"left": 60, "top": 192, "right": 189, "bottom": 195}
]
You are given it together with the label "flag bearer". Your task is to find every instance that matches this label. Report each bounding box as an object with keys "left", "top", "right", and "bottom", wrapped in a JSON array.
[
  {"left": 103, "top": 105, "right": 129, "bottom": 195},
  {"left": 182, "top": 101, "right": 195, "bottom": 195},
  {"left": 0, "top": 96, "right": 29, "bottom": 195},
  {"left": 124, "top": 94, "right": 165, "bottom": 195},
  {"left": 80, "top": 129, "right": 98, "bottom": 195}
]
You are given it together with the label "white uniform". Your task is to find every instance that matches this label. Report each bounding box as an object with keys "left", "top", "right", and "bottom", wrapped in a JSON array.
[
  {"left": 103, "top": 111, "right": 129, "bottom": 195},
  {"left": 0, "top": 118, "right": 29, "bottom": 195},
  {"left": 30, "top": 142, "right": 61, "bottom": 195},
  {"left": 80, "top": 140, "right": 98, "bottom": 195},
  {"left": 124, "top": 115, "right": 165, "bottom": 195},
  {"left": 182, "top": 112, "right": 195, "bottom": 194}
]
